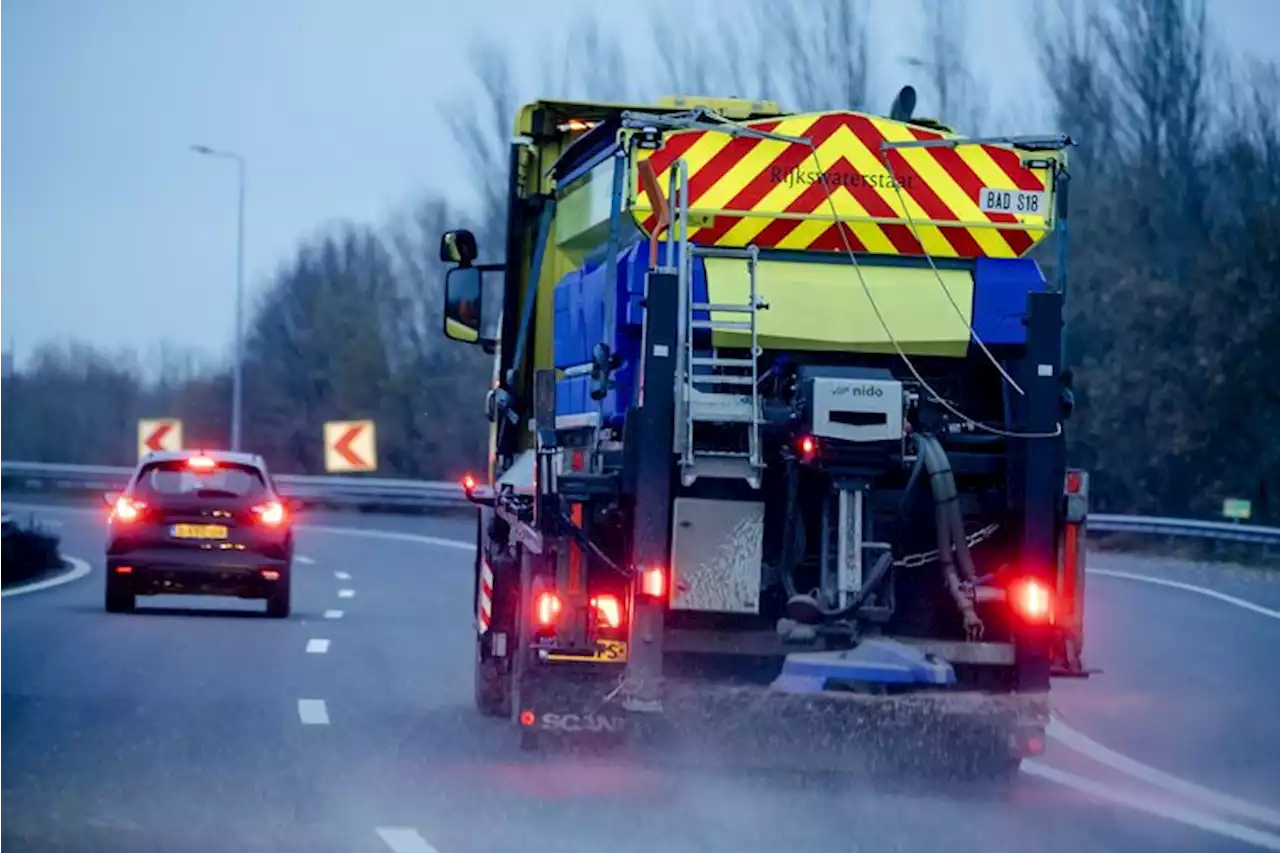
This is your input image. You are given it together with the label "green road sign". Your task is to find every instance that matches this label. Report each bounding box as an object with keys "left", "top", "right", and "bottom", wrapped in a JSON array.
[{"left": 1222, "top": 498, "right": 1252, "bottom": 521}]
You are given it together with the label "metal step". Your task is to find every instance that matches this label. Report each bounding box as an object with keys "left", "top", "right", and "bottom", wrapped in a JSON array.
[
  {"left": 681, "top": 453, "right": 760, "bottom": 487},
  {"left": 686, "top": 390, "right": 757, "bottom": 424},
  {"left": 690, "top": 356, "right": 755, "bottom": 368},
  {"left": 689, "top": 374, "right": 754, "bottom": 386},
  {"left": 691, "top": 302, "right": 758, "bottom": 313},
  {"left": 691, "top": 319, "right": 752, "bottom": 331}
]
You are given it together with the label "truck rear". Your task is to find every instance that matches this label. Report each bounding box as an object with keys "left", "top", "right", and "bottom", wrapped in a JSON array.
[{"left": 438, "top": 91, "right": 1089, "bottom": 779}]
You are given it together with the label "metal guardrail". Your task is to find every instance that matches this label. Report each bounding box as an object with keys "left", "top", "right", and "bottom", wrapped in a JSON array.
[
  {"left": 1, "top": 460, "right": 1278, "bottom": 545},
  {"left": 0, "top": 460, "right": 463, "bottom": 510},
  {"left": 1085, "top": 514, "right": 1280, "bottom": 546}
]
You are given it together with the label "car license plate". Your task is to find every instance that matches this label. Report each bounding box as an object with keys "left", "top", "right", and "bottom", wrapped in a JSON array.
[
  {"left": 546, "top": 640, "right": 628, "bottom": 663},
  {"left": 170, "top": 523, "right": 228, "bottom": 540}
]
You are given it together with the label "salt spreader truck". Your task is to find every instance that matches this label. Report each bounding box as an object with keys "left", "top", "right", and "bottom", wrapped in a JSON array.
[{"left": 438, "top": 89, "right": 1090, "bottom": 778}]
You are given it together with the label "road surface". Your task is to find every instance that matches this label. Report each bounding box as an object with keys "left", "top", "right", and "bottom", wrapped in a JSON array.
[{"left": 3, "top": 499, "right": 1279, "bottom": 852}]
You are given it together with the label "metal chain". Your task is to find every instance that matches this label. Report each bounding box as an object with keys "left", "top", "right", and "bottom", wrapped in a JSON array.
[{"left": 893, "top": 523, "right": 1001, "bottom": 569}]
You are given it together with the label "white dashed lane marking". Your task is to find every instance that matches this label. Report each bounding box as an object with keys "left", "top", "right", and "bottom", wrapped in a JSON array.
[
  {"left": 296, "top": 555, "right": 316, "bottom": 565},
  {"left": 305, "top": 638, "right": 330, "bottom": 654},
  {"left": 323, "top": 609, "right": 344, "bottom": 620},
  {"left": 338, "top": 589, "right": 355, "bottom": 599},
  {"left": 376, "top": 827, "right": 440, "bottom": 853},
  {"left": 335, "top": 571, "right": 351, "bottom": 580},
  {"left": 297, "top": 699, "right": 329, "bottom": 725}
]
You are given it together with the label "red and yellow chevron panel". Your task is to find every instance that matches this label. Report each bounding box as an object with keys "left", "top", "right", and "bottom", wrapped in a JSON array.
[{"left": 630, "top": 111, "right": 1054, "bottom": 260}]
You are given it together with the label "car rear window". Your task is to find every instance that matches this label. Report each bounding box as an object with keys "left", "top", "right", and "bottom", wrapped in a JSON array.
[{"left": 133, "top": 460, "right": 267, "bottom": 500}]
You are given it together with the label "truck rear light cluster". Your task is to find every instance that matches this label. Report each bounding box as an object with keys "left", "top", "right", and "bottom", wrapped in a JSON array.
[
  {"left": 639, "top": 565, "right": 666, "bottom": 599},
  {"left": 534, "top": 591, "right": 563, "bottom": 628},
  {"left": 797, "top": 434, "right": 817, "bottom": 460},
  {"left": 1009, "top": 577, "right": 1054, "bottom": 625},
  {"left": 532, "top": 591, "right": 626, "bottom": 631},
  {"left": 590, "top": 594, "right": 622, "bottom": 629}
]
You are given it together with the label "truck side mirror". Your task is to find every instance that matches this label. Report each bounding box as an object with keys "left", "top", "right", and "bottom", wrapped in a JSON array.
[
  {"left": 439, "top": 229, "right": 479, "bottom": 266},
  {"left": 444, "top": 266, "right": 483, "bottom": 344}
]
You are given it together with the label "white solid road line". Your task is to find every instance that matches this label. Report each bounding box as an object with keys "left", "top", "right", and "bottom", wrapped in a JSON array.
[
  {"left": 1049, "top": 718, "right": 1280, "bottom": 828},
  {"left": 338, "top": 589, "right": 355, "bottom": 599},
  {"left": 1024, "top": 761, "right": 1280, "bottom": 851},
  {"left": 305, "top": 639, "right": 330, "bottom": 654},
  {"left": 334, "top": 571, "right": 351, "bottom": 580},
  {"left": 1, "top": 556, "right": 92, "bottom": 598},
  {"left": 323, "top": 609, "right": 344, "bottom": 619},
  {"left": 296, "top": 555, "right": 316, "bottom": 565},
  {"left": 1088, "top": 568, "right": 1280, "bottom": 621},
  {"left": 297, "top": 699, "right": 330, "bottom": 725},
  {"left": 376, "top": 827, "right": 441, "bottom": 853}
]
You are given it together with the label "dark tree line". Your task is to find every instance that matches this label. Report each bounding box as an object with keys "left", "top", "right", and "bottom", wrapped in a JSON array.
[{"left": 4, "top": 0, "right": 1277, "bottom": 519}]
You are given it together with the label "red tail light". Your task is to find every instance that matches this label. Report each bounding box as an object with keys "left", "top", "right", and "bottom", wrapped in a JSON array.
[
  {"left": 591, "top": 594, "right": 623, "bottom": 629},
  {"left": 252, "top": 500, "right": 287, "bottom": 527},
  {"left": 1009, "top": 577, "right": 1054, "bottom": 625},
  {"left": 188, "top": 455, "right": 217, "bottom": 471},
  {"left": 461, "top": 473, "right": 478, "bottom": 493},
  {"left": 639, "top": 566, "right": 666, "bottom": 599},
  {"left": 111, "top": 497, "right": 146, "bottom": 523},
  {"left": 797, "top": 435, "right": 817, "bottom": 460},
  {"left": 534, "top": 591, "right": 562, "bottom": 628}
]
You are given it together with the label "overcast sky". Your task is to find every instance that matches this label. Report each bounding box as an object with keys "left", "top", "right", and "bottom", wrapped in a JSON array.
[{"left": 4, "top": 0, "right": 1277, "bottom": 368}]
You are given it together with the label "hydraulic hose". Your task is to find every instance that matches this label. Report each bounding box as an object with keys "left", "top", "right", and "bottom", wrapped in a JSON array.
[
  {"left": 918, "top": 433, "right": 984, "bottom": 638},
  {"left": 922, "top": 435, "right": 978, "bottom": 583},
  {"left": 777, "top": 458, "right": 802, "bottom": 599}
]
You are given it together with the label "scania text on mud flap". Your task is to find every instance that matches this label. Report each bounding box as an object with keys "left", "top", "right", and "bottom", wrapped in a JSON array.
[{"left": 438, "top": 90, "right": 1088, "bottom": 779}]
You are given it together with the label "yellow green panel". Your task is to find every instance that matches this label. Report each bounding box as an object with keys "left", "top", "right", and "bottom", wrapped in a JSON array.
[{"left": 703, "top": 259, "right": 974, "bottom": 357}]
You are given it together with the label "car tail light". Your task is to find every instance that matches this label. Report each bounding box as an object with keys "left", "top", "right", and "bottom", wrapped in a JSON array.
[
  {"left": 461, "top": 473, "right": 478, "bottom": 494},
  {"left": 639, "top": 565, "right": 666, "bottom": 599},
  {"left": 591, "top": 594, "right": 623, "bottom": 629},
  {"left": 252, "top": 500, "right": 287, "bottom": 527},
  {"left": 797, "top": 434, "right": 817, "bottom": 460},
  {"left": 188, "top": 455, "right": 217, "bottom": 472},
  {"left": 1009, "top": 577, "right": 1054, "bottom": 625},
  {"left": 111, "top": 497, "right": 146, "bottom": 523},
  {"left": 534, "top": 591, "right": 562, "bottom": 629}
]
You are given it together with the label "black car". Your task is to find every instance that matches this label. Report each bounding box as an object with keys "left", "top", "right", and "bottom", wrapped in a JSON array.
[{"left": 103, "top": 450, "right": 294, "bottom": 617}]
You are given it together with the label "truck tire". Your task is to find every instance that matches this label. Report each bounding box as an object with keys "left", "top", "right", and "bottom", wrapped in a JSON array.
[{"left": 475, "top": 643, "right": 512, "bottom": 718}]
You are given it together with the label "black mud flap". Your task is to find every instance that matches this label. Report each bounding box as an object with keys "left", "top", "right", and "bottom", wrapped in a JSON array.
[{"left": 515, "top": 659, "right": 629, "bottom": 751}]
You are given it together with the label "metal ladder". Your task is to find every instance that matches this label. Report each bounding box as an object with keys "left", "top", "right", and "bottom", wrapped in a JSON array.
[{"left": 663, "top": 159, "right": 767, "bottom": 489}]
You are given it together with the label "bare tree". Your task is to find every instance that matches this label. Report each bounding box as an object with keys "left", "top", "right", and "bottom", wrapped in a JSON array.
[
  {"left": 651, "top": 0, "right": 868, "bottom": 112},
  {"left": 913, "top": 0, "right": 987, "bottom": 132},
  {"left": 1031, "top": 0, "right": 1118, "bottom": 174},
  {"left": 1094, "top": 0, "right": 1212, "bottom": 276}
]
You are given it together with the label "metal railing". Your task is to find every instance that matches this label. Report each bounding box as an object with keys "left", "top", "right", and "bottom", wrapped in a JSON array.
[
  {"left": 0, "top": 460, "right": 463, "bottom": 511},
  {"left": 2, "top": 460, "right": 1278, "bottom": 545}
]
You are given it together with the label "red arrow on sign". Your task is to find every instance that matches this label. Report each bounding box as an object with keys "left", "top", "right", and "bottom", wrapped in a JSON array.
[
  {"left": 332, "top": 424, "right": 367, "bottom": 468},
  {"left": 144, "top": 423, "right": 173, "bottom": 453}
]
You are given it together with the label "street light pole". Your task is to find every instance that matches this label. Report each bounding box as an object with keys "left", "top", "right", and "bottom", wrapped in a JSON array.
[{"left": 191, "top": 144, "right": 246, "bottom": 452}]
